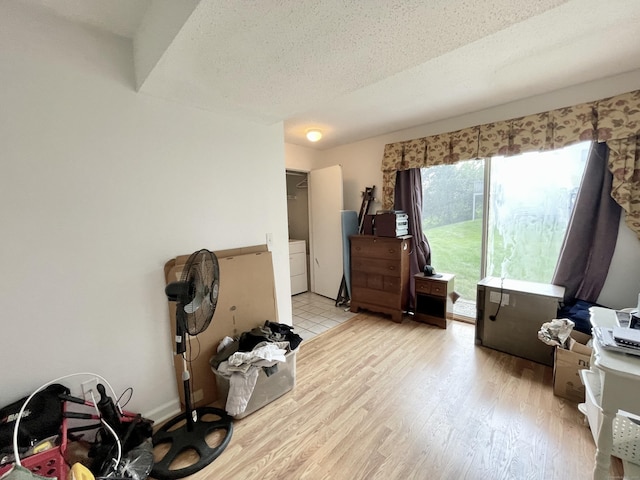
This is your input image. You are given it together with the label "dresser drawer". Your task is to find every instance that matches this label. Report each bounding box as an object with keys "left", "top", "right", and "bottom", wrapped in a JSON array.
[
  {"left": 351, "top": 257, "right": 402, "bottom": 277},
  {"left": 351, "top": 236, "right": 408, "bottom": 260},
  {"left": 352, "top": 271, "right": 401, "bottom": 293},
  {"left": 351, "top": 287, "right": 402, "bottom": 309}
]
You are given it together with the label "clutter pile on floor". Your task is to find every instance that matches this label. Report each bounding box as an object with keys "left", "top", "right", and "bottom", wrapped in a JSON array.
[
  {"left": 1, "top": 322, "right": 302, "bottom": 480},
  {"left": 0, "top": 379, "right": 153, "bottom": 480}
]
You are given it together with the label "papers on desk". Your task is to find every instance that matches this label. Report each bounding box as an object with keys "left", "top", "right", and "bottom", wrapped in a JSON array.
[{"left": 594, "top": 326, "right": 640, "bottom": 357}]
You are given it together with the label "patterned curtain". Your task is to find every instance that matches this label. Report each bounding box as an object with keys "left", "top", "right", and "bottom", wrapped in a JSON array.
[{"left": 380, "top": 90, "right": 640, "bottom": 238}]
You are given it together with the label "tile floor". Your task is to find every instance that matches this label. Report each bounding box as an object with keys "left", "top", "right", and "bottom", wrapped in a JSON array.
[{"left": 291, "top": 291, "right": 357, "bottom": 340}]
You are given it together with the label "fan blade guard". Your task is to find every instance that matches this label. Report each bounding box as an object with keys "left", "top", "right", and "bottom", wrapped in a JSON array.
[{"left": 179, "top": 249, "right": 220, "bottom": 335}]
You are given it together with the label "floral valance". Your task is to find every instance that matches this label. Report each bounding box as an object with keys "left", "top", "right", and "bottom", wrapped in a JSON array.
[
  {"left": 380, "top": 89, "right": 640, "bottom": 237},
  {"left": 382, "top": 89, "right": 640, "bottom": 172}
]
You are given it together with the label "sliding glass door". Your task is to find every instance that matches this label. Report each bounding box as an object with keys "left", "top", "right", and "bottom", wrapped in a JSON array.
[
  {"left": 421, "top": 141, "right": 590, "bottom": 319},
  {"left": 422, "top": 159, "right": 484, "bottom": 318},
  {"left": 486, "top": 142, "right": 590, "bottom": 282}
]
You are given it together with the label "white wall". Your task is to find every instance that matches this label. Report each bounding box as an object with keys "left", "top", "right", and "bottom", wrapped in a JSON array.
[
  {"left": 284, "top": 143, "right": 320, "bottom": 172},
  {"left": 307, "top": 70, "right": 640, "bottom": 309},
  {"left": 599, "top": 216, "right": 640, "bottom": 309},
  {"left": 0, "top": 1, "right": 291, "bottom": 418}
]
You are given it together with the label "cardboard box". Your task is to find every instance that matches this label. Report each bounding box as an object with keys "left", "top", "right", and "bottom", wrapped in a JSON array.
[
  {"left": 553, "top": 330, "right": 592, "bottom": 402},
  {"left": 164, "top": 245, "right": 279, "bottom": 408}
]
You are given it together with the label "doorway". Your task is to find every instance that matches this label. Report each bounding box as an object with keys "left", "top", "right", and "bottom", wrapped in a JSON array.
[
  {"left": 286, "top": 165, "right": 345, "bottom": 301},
  {"left": 286, "top": 170, "right": 311, "bottom": 299},
  {"left": 286, "top": 171, "right": 310, "bottom": 244}
]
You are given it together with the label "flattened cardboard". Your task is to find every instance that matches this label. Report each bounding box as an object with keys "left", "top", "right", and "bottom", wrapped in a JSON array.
[
  {"left": 553, "top": 331, "right": 592, "bottom": 403},
  {"left": 164, "top": 246, "right": 278, "bottom": 408},
  {"left": 164, "top": 244, "right": 268, "bottom": 282}
]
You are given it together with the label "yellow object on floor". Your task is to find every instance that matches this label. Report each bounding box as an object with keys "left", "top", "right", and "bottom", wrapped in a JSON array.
[{"left": 67, "top": 463, "right": 94, "bottom": 480}]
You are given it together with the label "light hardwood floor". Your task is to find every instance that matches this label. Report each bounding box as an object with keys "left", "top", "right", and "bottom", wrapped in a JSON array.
[{"left": 158, "top": 312, "right": 624, "bottom": 480}]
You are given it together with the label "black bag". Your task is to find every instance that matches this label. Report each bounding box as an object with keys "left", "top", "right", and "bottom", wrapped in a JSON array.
[{"left": 0, "top": 383, "right": 69, "bottom": 453}]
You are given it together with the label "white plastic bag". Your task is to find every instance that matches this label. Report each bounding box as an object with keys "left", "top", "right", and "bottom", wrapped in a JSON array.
[{"left": 538, "top": 318, "right": 575, "bottom": 347}]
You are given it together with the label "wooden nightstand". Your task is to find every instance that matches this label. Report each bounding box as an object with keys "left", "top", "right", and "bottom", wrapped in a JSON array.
[{"left": 414, "top": 272, "right": 455, "bottom": 328}]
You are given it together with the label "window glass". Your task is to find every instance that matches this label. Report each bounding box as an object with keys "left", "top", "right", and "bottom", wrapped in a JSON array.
[
  {"left": 422, "top": 159, "right": 484, "bottom": 318},
  {"left": 486, "top": 142, "right": 590, "bottom": 282},
  {"left": 420, "top": 141, "right": 590, "bottom": 319}
]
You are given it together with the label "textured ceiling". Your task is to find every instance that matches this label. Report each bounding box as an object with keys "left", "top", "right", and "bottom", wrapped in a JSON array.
[{"left": 15, "top": 0, "right": 640, "bottom": 149}]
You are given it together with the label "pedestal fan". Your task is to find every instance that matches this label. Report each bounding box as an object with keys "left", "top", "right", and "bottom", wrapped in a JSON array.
[{"left": 151, "top": 249, "right": 233, "bottom": 480}]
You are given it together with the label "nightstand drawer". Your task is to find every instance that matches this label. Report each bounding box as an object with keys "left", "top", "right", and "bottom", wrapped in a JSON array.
[
  {"left": 430, "top": 283, "right": 447, "bottom": 297},
  {"left": 415, "top": 280, "right": 431, "bottom": 295},
  {"left": 416, "top": 278, "right": 447, "bottom": 297}
]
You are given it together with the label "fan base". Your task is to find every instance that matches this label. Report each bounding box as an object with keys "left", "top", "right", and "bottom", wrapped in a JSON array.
[{"left": 150, "top": 407, "right": 233, "bottom": 480}]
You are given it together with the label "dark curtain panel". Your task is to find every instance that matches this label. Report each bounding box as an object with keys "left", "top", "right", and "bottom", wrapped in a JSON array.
[
  {"left": 394, "top": 168, "right": 431, "bottom": 310},
  {"left": 552, "top": 142, "right": 621, "bottom": 304}
]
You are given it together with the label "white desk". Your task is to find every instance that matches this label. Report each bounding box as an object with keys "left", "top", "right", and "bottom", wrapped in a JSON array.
[{"left": 585, "top": 307, "right": 640, "bottom": 480}]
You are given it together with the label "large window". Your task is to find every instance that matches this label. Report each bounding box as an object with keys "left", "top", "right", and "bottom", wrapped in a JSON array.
[
  {"left": 422, "top": 159, "right": 484, "bottom": 318},
  {"left": 421, "top": 141, "right": 590, "bottom": 318}
]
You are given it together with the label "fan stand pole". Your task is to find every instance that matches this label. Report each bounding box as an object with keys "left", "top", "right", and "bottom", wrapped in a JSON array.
[
  {"left": 181, "top": 356, "right": 195, "bottom": 431},
  {"left": 175, "top": 322, "right": 196, "bottom": 430}
]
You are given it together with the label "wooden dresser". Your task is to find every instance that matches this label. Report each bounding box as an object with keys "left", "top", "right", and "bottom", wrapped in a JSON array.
[{"left": 349, "top": 235, "right": 412, "bottom": 322}]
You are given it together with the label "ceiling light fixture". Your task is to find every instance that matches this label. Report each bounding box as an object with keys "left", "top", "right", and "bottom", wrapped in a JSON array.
[{"left": 306, "top": 129, "right": 322, "bottom": 142}]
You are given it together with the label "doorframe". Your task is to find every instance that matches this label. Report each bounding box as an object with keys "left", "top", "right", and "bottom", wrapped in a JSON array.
[{"left": 286, "top": 169, "right": 311, "bottom": 292}]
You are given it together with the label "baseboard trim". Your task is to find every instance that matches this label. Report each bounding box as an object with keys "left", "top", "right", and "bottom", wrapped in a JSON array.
[{"left": 144, "top": 399, "right": 181, "bottom": 425}]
